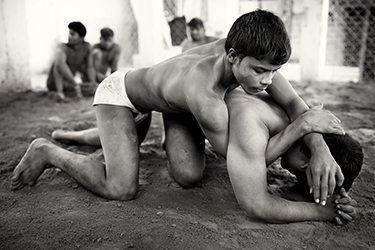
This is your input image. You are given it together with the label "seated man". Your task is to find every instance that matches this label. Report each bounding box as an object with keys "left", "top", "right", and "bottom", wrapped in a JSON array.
[
  {"left": 92, "top": 28, "right": 121, "bottom": 82},
  {"left": 48, "top": 87, "right": 361, "bottom": 224},
  {"left": 46, "top": 21, "right": 97, "bottom": 100},
  {"left": 180, "top": 18, "right": 218, "bottom": 52},
  {"left": 12, "top": 10, "right": 346, "bottom": 213}
]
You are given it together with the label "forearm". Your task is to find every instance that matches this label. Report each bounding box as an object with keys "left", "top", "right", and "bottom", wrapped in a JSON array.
[
  {"left": 56, "top": 62, "right": 76, "bottom": 84},
  {"left": 284, "top": 97, "right": 331, "bottom": 154},
  {"left": 265, "top": 118, "right": 308, "bottom": 165},
  {"left": 241, "top": 194, "right": 331, "bottom": 223},
  {"left": 303, "top": 132, "right": 329, "bottom": 154},
  {"left": 87, "top": 66, "right": 96, "bottom": 83}
]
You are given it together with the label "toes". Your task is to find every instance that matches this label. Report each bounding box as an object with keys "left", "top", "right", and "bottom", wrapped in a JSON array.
[
  {"left": 11, "top": 179, "right": 25, "bottom": 191},
  {"left": 10, "top": 172, "right": 25, "bottom": 191}
]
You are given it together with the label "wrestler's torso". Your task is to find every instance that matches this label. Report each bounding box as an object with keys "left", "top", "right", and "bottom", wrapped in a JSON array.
[
  {"left": 93, "top": 43, "right": 121, "bottom": 65},
  {"left": 225, "top": 88, "right": 290, "bottom": 138},
  {"left": 60, "top": 42, "right": 91, "bottom": 73},
  {"left": 126, "top": 39, "right": 232, "bottom": 114}
]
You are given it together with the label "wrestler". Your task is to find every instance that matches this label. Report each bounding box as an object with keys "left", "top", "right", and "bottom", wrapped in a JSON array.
[
  {"left": 30, "top": 87, "right": 364, "bottom": 224},
  {"left": 46, "top": 21, "right": 97, "bottom": 100},
  {"left": 180, "top": 18, "right": 218, "bottom": 52},
  {"left": 13, "top": 10, "right": 345, "bottom": 208},
  {"left": 92, "top": 28, "right": 121, "bottom": 82}
]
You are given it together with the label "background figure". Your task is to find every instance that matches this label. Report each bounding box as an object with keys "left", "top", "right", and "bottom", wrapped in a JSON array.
[
  {"left": 46, "top": 21, "right": 97, "bottom": 100},
  {"left": 181, "top": 18, "right": 218, "bottom": 52},
  {"left": 92, "top": 28, "right": 122, "bottom": 82}
]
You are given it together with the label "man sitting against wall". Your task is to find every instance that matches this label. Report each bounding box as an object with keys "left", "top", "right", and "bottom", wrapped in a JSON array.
[{"left": 46, "top": 21, "right": 98, "bottom": 101}]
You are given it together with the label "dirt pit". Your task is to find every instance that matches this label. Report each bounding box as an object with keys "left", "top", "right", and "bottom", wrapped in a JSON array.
[{"left": 1, "top": 80, "right": 375, "bottom": 249}]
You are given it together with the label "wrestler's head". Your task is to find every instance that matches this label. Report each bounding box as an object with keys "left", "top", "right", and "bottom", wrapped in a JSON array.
[
  {"left": 187, "top": 18, "right": 205, "bottom": 42},
  {"left": 99, "top": 28, "right": 115, "bottom": 49},
  {"left": 224, "top": 9, "right": 291, "bottom": 66},
  {"left": 68, "top": 21, "right": 87, "bottom": 44},
  {"left": 281, "top": 133, "right": 364, "bottom": 192}
]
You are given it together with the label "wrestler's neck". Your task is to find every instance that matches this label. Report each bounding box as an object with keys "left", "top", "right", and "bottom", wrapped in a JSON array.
[
  {"left": 214, "top": 54, "right": 240, "bottom": 92},
  {"left": 67, "top": 39, "right": 84, "bottom": 47}
]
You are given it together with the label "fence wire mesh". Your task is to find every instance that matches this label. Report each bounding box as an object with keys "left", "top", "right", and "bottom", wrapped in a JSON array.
[{"left": 327, "top": 0, "right": 375, "bottom": 82}]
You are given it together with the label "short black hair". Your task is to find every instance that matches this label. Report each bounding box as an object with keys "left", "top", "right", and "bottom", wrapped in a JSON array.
[
  {"left": 68, "top": 21, "right": 87, "bottom": 38},
  {"left": 300, "top": 133, "right": 364, "bottom": 191},
  {"left": 187, "top": 18, "right": 204, "bottom": 28},
  {"left": 100, "top": 27, "right": 114, "bottom": 40},
  {"left": 224, "top": 9, "right": 291, "bottom": 65}
]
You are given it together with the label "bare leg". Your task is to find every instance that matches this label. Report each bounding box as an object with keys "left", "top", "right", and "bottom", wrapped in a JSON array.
[
  {"left": 163, "top": 113, "right": 206, "bottom": 188},
  {"left": 51, "top": 112, "right": 151, "bottom": 147},
  {"left": 52, "top": 63, "right": 67, "bottom": 99},
  {"left": 12, "top": 105, "right": 141, "bottom": 200},
  {"left": 52, "top": 128, "right": 101, "bottom": 147}
]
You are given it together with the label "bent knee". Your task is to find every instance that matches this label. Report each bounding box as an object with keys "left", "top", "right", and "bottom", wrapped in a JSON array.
[
  {"left": 105, "top": 183, "right": 138, "bottom": 201},
  {"left": 173, "top": 171, "right": 203, "bottom": 189}
]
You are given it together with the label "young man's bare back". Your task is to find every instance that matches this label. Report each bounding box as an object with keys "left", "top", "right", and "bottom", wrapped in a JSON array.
[{"left": 13, "top": 10, "right": 345, "bottom": 205}]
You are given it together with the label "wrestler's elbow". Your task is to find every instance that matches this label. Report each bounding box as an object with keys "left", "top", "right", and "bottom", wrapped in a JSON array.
[{"left": 239, "top": 196, "right": 278, "bottom": 223}]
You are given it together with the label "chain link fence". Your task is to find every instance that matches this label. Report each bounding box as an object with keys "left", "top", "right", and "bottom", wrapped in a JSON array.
[{"left": 327, "top": 0, "right": 375, "bottom": 83}]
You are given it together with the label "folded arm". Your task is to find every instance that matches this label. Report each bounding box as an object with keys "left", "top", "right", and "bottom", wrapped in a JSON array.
[
  {"left": 55, "top": 46, "right": 76, "bottom": 84},
  {"left": 190, "top": 97, "right": 229, "bottom": 158},
  {"left": 266, "top": 72, "right": 344, "bottom": 205},
  {"left": 227, "top": 110, "right": 337, "bottom": 223},
  {"left": 110, "top": 45, "right": 121, "bottom": 73},
  {"left": 86, "top": 48, "right": 97, "bottom": 83},
  {"left": 265, "top": 104, "right": 346, "bottom": 165}
]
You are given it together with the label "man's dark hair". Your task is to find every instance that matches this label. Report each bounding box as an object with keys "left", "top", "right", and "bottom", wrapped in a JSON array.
[
  {"left": 299, "top": 133, "right": 364, "bottom": 191},
  {"left": 100, "top": 27, "right": 114, "bottom": 40},
  {"left": 224, "top": 9, "right": 291, "bottom": 65},
  {"left": 187, "top": 18, "right": 204, "bottom": 28},
  {"left": 68, "top": 21, "right": 87, "bottom": 38}
]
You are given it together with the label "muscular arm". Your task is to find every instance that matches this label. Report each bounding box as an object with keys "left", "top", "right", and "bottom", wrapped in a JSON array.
[
  {"left": 227, "top": 108, "right": 336, "bottom": 223},
  {"left": 86, "top": 47, "right": 96, "bottom": 83},
  {"left": 55, "top": 46, "right": 76, "bottom": 84},
  {"left": 265, "top": 105, "right": 344, "bottom": 165},
  {"left": 266, "top": 72, "right": 344, "bottom": 204},
  {"left": 110, "top": 46, "right": 121, "bottom": 73},
  {"left": 190, "top": 97, "right": 229, "bottom": 158},
  {"left": 265, "top": 118, "right": 306, "bottom": 165}
]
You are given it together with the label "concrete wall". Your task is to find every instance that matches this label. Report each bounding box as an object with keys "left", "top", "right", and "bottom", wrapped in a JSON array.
[{"left": 0, "top": 0, "right": 31, "bottom": 92}]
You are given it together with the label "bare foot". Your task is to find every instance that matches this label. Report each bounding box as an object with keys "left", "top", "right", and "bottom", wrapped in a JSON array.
[
  {"left": 11, "top": 138, "right": 51, "bottom": 190},
  {"left": 51, "top": 129, "right": 68, "bottom": 141}
]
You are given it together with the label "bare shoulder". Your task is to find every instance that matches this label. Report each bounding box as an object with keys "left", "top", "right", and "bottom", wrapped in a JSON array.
[
  {"left": 113, "top": 43, "right": 121, "bottom": 52},
  {"left": 206, "top": 36, "right": 219, "bottom": 43},
  {"left": 226, "top": 88, "right": 280, "bottom": 123}
]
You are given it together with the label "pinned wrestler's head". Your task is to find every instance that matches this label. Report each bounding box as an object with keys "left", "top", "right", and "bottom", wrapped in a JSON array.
[{"left": 281, "top": 133, "right": 364, "bottom": 195}]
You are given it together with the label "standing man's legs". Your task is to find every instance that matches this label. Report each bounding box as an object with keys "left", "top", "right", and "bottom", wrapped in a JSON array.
[
  {"left": 12, "top": 105, "right": 141, "bottom": 200},
  {"left": 163, "top": 113, "right": 206, "bottom": 188}
]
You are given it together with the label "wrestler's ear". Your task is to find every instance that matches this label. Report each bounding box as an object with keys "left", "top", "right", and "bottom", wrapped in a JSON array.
[{"left": 227, "top": 48, "right": 238, "bottom": 63}]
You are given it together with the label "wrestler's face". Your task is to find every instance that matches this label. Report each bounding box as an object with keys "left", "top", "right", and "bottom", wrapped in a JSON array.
[
  {"left": 100, "top": 37, "right": 114, "bottom": 49},
  {"left": 189, "top": 25, "right": 205, "bottom": 41},
  {"left": 68, "top": 29, "right": 82, "bottom": 44},
  {"left": 229, "top": 50, "right": 282, "bottom": 95},
  {"left": 280, "top": 142, "right": 309, "bottom": 176}
]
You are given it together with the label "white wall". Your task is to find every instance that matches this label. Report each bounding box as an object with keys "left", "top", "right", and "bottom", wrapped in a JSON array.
[
  {"left": 25, "top": 0, "right": 135, "bottom": 74},
  {"left": 0, "top": 0, "right": 31, "bottom": 92}
]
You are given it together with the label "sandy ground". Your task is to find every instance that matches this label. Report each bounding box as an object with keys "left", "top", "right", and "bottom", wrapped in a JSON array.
[{"left": 1, "top": 80, "right": 375, "bottom": 250}]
